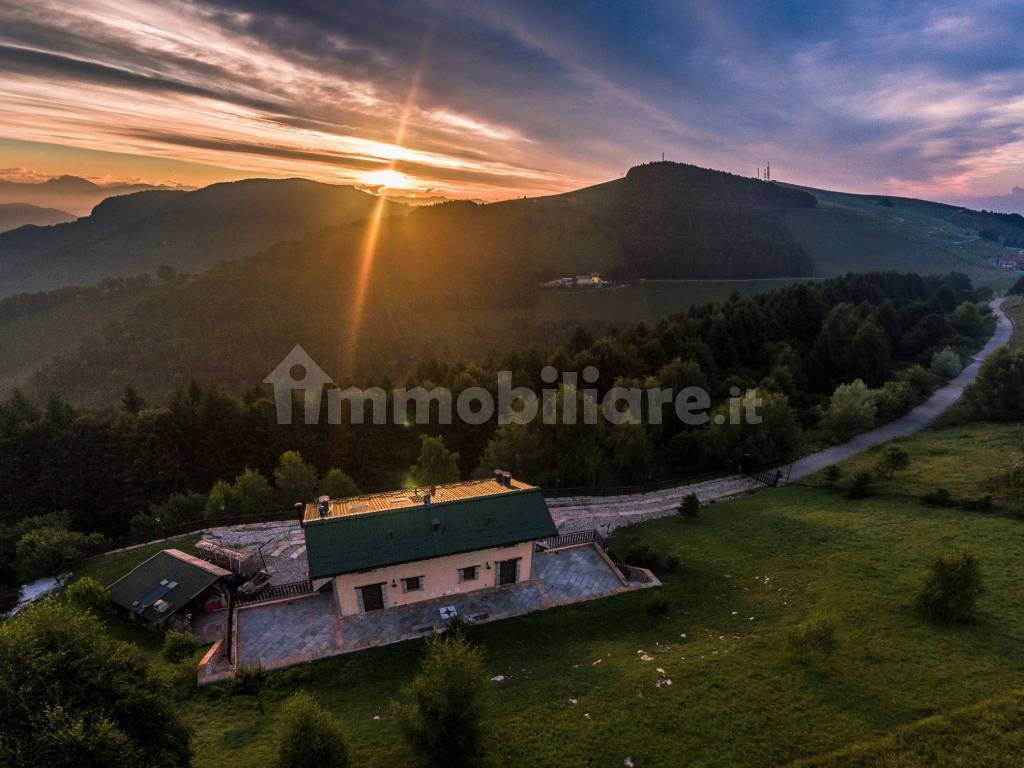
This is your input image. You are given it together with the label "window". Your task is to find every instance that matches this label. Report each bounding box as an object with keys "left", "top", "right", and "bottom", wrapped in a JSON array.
[
  {"left": 458, "top": 565, "right": 479, "bottom": 583},
  {"left": 401, "top": 576, "right": 423, "bottom": 592}
]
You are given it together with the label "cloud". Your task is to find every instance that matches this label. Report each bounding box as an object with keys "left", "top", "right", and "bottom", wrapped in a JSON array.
[{"left": 0, "top": 0, "right": 1022, "bottom": 199}]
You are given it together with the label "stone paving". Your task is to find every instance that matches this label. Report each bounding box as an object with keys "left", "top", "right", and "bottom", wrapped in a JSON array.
[
  {"left": 232, "top": 544, "right": 650, "bottom": 671},
  {"left": 236, "top": 592, "right": 339, "bottom": 667},
  {"left": 202, "top": 520, "right": 309, "bottom": 585}
]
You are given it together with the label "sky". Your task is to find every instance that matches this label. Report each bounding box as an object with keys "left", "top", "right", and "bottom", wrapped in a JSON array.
[{"left": 1, "top": 0, "right": 1023, "bottom": 205}]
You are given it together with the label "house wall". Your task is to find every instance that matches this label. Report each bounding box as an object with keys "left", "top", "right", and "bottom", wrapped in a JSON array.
[{"left": 333, "top": 541, "right": 534, "bottom": 616}]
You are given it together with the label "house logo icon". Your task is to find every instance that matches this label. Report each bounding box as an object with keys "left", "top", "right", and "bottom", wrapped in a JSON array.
[{"left": 263, "top": 345, "right": 334, "bottom": 424}]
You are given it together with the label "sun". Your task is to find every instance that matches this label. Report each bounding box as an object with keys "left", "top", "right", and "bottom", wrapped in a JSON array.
[{"left": 360, "top": 168, "right": 413, "bottom": 189}]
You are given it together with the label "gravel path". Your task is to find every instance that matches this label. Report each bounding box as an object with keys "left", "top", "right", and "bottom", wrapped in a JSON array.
[{"left": 551, "top": 298, "right": 1012, "bottom": 534}]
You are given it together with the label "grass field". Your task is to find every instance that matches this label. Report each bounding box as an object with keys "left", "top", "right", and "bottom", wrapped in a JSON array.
[
  {"left": 130, "top": 437, "right": 1021, "bottom": 768},
  {"left": 793, "top": 689, "right": 1024, "bottom": 767},
  {"left": 803, "top": 421, "right": 1024, "bottom": 511}
]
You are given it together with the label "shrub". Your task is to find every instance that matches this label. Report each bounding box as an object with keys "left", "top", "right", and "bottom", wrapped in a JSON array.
[
  {"left": 823, "top": 380, "right": 876, "bottom": 443},
  {"left": 618, "top": 542, "right": 659, "bottom": 570},
  {"left": 846, "top": 471, "right": 874, "bottom": 499},
  {"left": 392, "top": 633, "right": 487, "bottom": 768},
  {"left": 65, "top": 576, "right": 111, "bottom": 616},
  {"left": 960, "top": 495, "right": 994, "bottom": 512},
  {"left": 276, "top": 691, "right": 350, "bottom": 768},
  {"left": 677, "top": 492, "right": 701, "bottom": 519},
  {"left": 645, "top": 595, "right": 671, "bottom": 618},
  {"left": 787, "top": 614, "right": 838, "bottom": 663},
  {"left": 15, "top": 526, "right": 106, "bottom": 582},
  {"left": 823, "top": 465, "right": 842, "bottom": 487},
  {"left": 874, "top": 445, "right": 911, "bottom": 479},
  {"left": 662, "top": 554, "right": 681, "bottom": 573},
  {"left": 163, "top": 631, "right": 200, "bottom": 663},
  {"left": 930, "top": 346, "right": 962, "bottom": 380},
  {"left": 232, "top": 662, "right": 269, "bottom": 701},
  {"left": 915, "top": 553, "right": 984, "bottom": 624},
  {"left": 922, "top": 488, "right": 955, "bottom": 507}
]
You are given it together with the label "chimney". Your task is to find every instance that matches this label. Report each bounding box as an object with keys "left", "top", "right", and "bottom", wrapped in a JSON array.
[
  {"left": 294, "top": 502, "right": 306, "bottom": 526},
  {"left": 423, "top": 492, "right": 432, "bottom": 505},
  {"left": 317, "top": 495, "right": 330, "bottom": 519},
  {"left": 494, "top": 469, "right": 504, "bottom": 486}
]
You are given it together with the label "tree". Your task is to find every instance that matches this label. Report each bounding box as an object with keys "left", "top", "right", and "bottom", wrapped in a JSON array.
[
  {"left": 915, "top": 552, "right": 984, "bottom": 624},
  {"left": 274, "top": 450, "right": 319, "bottom": 505},
  {"left": 823, "top": 380, "right": 876, "bottom": 443},
  {"left": 823, "top": 465, "right": 842, "bottom": 487},
  {"left": 121, "top": 386, "right": 146, "bottom": 415},
  {"left": 393, "top": 633, "right": 487, "bottom": 768},
  {"left": 232, "top": 468, "right": 274, "bottom": 516},
  {"left": 275, "top": 691, "right": 351, "bottom": 768},
  {"left": 320, "top": 468, "right": 360, "bottom": 500},
  {"left": 411, "top": 434, "right": 461, "bottom": 487},
  {"left": 677, "top": 492, "right": 700, "bottom": 518},
  {"left": 706, "top": 389, "right": 802, "bottom": 469},
  {"left": 15, "top": 526, "right": 104, "bottom": 582},
  {"left": 963, "top": 347, "right": 1024, "bottom": 421},
  {"left": 0, "top": 601, "right": 191, "bottom": 768},
  {"left": 930, "top": 347, "right": 961, "bottom": 379},
  {"left": 874, "top": 445, "right": 911, "bottom": 479}
]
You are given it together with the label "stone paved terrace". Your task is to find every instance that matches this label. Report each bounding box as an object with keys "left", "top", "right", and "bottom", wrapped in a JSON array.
[{"left": 232, "top": 544, "right": 654, "bottom": 672}]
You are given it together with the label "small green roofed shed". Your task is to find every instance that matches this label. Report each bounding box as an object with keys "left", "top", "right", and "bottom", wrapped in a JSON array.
[
  {"left": 107, "top": 548, "right": 231, "bottom": 623},
  {"left": 303, "top": 481, "right": 557, "bottom": 580}
]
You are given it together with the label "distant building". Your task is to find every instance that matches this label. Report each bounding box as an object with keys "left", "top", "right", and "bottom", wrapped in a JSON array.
[
  {"left": 301, "top": 474, "right": 557, "bottom": 617},
  {"left": 575, "top": 272, "right": 602, "bottom": 286}
]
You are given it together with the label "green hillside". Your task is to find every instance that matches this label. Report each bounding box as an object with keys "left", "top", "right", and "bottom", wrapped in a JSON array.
[{"left": 784, "top": 185, "right": 1018, "bottom": 287}]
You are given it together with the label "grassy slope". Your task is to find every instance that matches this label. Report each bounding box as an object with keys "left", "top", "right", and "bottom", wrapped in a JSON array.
[
  {"left": 792, "top": 689, "right": 1024, "bottom": 767},
  {"left": 784, "top": 186, "right": 1014, "bottom": 289},
  {"left": 159, "top": 454, "right": 1024, "bottom": 768}
]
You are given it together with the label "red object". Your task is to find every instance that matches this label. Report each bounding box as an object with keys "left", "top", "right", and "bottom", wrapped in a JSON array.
[{"left": 202, "top": 598, "right": 223, "bottom": 613}]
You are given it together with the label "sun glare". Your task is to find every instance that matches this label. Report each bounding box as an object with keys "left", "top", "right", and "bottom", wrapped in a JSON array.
[{"left": 360, "top": 168, "right": 413, "bottom": 188}]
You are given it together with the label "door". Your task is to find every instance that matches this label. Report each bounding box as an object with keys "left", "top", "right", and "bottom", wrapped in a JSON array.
[
  {"left": 498, "top": 559, "right": 518, "bottom": 586},
  {"left": 359, "top": 583, "right": 384, "bottom": 612}
]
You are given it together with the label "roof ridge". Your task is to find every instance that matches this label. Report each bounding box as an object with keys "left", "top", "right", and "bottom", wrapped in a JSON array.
[{"left": 306, "top": 486, "right": 540, "bottom": 526}]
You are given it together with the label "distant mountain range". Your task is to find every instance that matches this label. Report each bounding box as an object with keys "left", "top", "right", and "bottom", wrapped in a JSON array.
[
  {"left": 0, "top": 178, "right": 406, "bottom": 296},
  {"left": 953, "top": 187, "right": 1024, "bottom": 216},
  {"left": 3, "top": 160, "right": 1021, "bottom": 403},
  {"left": 0, "top": 175, "right": 189, "bottom": 216},
  {"left": 0, "top": 203, "right": 75, "bottom": 233}
]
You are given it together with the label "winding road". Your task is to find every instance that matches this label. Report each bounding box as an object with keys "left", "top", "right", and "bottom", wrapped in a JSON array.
[{"left": 551, "top": 298, "right": 1013, "bottom": 534}]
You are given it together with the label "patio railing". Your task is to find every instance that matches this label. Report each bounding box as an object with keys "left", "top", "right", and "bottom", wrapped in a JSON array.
[
  {"left": 537, "top": 529, "right": 604, "bottom": 551},
  {"left": 235, "top": 579, "right": 314, "bottom": 607}
]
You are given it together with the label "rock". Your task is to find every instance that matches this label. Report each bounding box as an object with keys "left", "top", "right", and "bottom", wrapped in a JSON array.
[{"left": 490, "top": 675, "right": 505, "bottom": 683}]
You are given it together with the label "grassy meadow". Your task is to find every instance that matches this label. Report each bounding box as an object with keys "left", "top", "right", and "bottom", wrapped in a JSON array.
[{"left": 84, "top": 423, "right": 1017, "bottom": 768}]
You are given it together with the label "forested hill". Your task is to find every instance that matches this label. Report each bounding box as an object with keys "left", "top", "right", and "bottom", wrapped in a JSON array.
[
  {"left": 478, "top": 160, "right": 817, "bottom": 279},
  {"left": 0, "top": 179, "right": 407, "bottom": 297}
]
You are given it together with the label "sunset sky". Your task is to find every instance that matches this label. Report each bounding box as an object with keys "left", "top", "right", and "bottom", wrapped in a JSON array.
[{"left": 1, "top": 0, "right": 1023, "bottom": 204}]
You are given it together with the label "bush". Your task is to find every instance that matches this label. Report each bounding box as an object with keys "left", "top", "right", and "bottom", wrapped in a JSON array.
[
  {"left": 0, "top": 601, "right": 191, "bottom": 768},
  {"left": 960, "top": 495, "right": 994, "bottom": 512},
  {"left": 65, "top": 576, "right": 112, "bottom": 616},
  {"left": 846, "top": 471, "right": 874, "bottom": 499},
  {"left": 823, "top": 380, "right": 876, "bottom": 443},
  {"left": 874, "top": 445, "right": 911, "bottom": 479},
  {"left": 787, "top": 614, "right": 838, "bottom": 663},
  {"left": 915, "top": 553, "right": 984, "bottom": 624},
  {"left": 15, "top": 526, "right": 106, "bottom": 582},
  {"left": 645, "top": 595, "right": 671, "bottom": 618},
  {"left": 616, "top": 542, "right": 678, "bottom": 574},
  {"left": 163, "top": 631, "right": 200, "bottom": 663},
  {"left": 930, "top": 346, "right": 962, "bottom": 379},
  {"left": 276, "top": 691, "right": 351, "bottom": 768},
  {"left": 233, "top": 662, "right": 268, "bottom": 697},
  {"left": 823, "top": 465, "right": 842, "bottom": 487},
  {"left": 922, "top": 487, "right": 955, "bottom": 507},
  {"left": 392, "top": 633, "right": 487, "bottom": 768},
  {"left": 677, "top": 492, "right": 700, "bottom": 518}
]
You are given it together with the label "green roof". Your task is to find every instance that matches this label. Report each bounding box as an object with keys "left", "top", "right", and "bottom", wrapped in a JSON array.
[
  {"left": 107, "top": 549, "right": 230, "bottom": 623},
  {"left": 303, "top": 488, "right": 557, "bottom": 579}
]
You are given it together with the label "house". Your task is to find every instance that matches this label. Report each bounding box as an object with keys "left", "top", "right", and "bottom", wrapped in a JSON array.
[
  {"left": 107, "top": 548, "right": 231, "bottom": 624},
  {"left": 575, "top": 272, "right": 602, "bottom": 286},
  {"left": 301, "top": 473, "right": 557, "bottom": 617}
]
